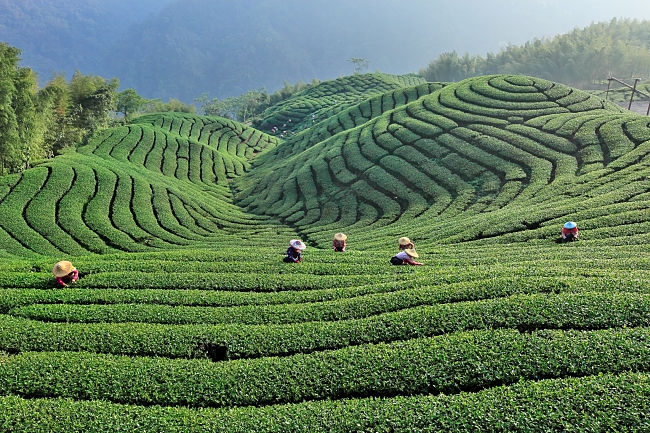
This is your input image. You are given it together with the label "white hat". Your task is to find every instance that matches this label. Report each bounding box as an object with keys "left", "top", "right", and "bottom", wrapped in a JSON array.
[{"left": 290, "top": 239, "right": 306, "bottom": 250}]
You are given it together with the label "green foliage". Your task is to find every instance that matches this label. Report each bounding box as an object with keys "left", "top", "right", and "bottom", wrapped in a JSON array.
[
  {"left": 0, "top": 373, "right": 647, "bottom": 432},
  {"left": 115, "top": 89, "right": 145, "bottom": 119},
  {"left": 0, "top": 43, "right": 39, "bottom": 174},
  {"left": 2, "top": 72, "right": 650, "bottom": 430},
  {"left": 419, "top": 18, "right": 650, "bottom": 89},
  {"left": 256, "top": 73, "right": 427, "bottom": 135}
]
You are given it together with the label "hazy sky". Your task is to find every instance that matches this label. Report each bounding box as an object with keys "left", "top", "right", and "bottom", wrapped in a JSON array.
[{"left": 346, "top": 0, "right": 650, "bottom": 74}]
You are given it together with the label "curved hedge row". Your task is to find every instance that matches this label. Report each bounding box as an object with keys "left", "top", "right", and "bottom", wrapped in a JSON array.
[
  {"left": 0, "top": 372, "right": 646, "bottom": 432},
  {"left": 257, "top": 73, "right": 428, "bottom": 134},
  {"left": 2, "top": 327, "right": 650, "bottom": 408},
  {"left": 235, "top": 74, "right": 650, "bottom": 249},
  {"left": 3, "top": 290, "right": 650, "bottom": 360}
]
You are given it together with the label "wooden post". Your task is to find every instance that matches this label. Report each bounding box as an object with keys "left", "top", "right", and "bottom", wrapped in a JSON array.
[{"left": 628, "top": 78, "right": 640, "bottom": 111}]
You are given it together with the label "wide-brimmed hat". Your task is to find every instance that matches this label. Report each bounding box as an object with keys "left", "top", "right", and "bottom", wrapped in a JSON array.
[
  {"left": 334, "top": 232, "right": 347, "bottom": 241},
  {"left": 563, "top": 221, "right": 577, "bottom": 229},
  {"left": 290, "top": 239, "right": 306, "bottom": 250},
  {"left": 404, "top": 248, "right": 419, "bottom": 258},
  {"left": 398, "top": 237, "right": 411, "bottom": 246},
  {"left": 52, "top": 260, "right": 75, "bottom": 277}
]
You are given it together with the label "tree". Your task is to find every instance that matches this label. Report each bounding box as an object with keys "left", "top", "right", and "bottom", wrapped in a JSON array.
[
  {"left": 196, "top": 88, "right": 268, "bottom": 122},
  {"left": 238, "top": 88, "right": 268, "bottom": 122},
  {"left": 12, "top": 68, "right": 39, "bottom": 170},
  {"left": 348, "top": 57, "right": 369, "bottom": 75},
  {"left": 68, "top": 70, "right": 120, "bottom": 133},
  {"left": 0, "top": 43, "right": 23, "bottom": 174},
  {"left": 116, "top": 88, "right": 145, "bottom": 118},
  {"left": 38, "top": 73, "right": 82, "bottom": 156},
  {"left": 140, "top": 98, "right": 196, "bottom": 114}
]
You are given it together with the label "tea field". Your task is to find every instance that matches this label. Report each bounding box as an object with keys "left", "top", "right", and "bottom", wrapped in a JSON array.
[{"left": 1, "top": 73, "right": 650, "bottom": 431}]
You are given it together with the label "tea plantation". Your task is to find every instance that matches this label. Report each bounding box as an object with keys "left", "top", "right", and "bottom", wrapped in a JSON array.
[{"left": 1, "top": 73, "right": 650, "bottom": 432}]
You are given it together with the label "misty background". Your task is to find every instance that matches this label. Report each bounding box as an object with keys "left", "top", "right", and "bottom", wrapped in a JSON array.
[{"left": 3, "top": 0, "right": 650, "bottom": 103}]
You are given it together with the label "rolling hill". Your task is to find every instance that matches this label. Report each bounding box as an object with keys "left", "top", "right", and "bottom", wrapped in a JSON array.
[
  {"left": 1, "top": 73, "right": 650, "bottom": 431},
  {"left": 237, "top": 74, "right": 650, "bottom": 249}
]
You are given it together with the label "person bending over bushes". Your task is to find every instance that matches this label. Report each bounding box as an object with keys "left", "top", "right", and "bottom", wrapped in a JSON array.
[
  {"left": 332, "top": 232, "right": 347, "bottom": 252},
  {"left": 284, "top": 239, "right": 306, "bottom": 263},
  {"left": 52, "top": 261, "right": 79, "bottom": 287},
  {"left": 390, "top": 248, "right": 423, "bottom": 266},
  {"left": 561, "top": 221, "right": 579, "bottom": 242}
]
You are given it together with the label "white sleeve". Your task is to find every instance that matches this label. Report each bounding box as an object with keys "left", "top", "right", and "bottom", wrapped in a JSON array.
[{"left": 396, "top": 251, "right": 410, "bottom": 260}]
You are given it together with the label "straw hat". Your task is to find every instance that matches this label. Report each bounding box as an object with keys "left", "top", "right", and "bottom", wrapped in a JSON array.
[
  {"left": 334, "top": 232, "right": 347, "bottom": 241},
  {"left": 290, "top": 239, "right": 307, "bottom": 250},
  {"left": 563, "top": 221, "right": 577, "bottom": 229},
  {"left": 404, "top": 249, "right": 419, "bottom": 258},
  {"left": 52, "top": 261, "right": 75, "bottom": 278},
  {"left": 398, "top": 237, "right": 411, "bottom": 246}
]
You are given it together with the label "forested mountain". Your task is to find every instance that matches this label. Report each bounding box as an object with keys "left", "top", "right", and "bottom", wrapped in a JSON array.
[
  {"left": 420, "top": 18, "right": 650, "bottom": 88},
  {"left": 3, "top": 0, "right": 650, "bottom": 103},
  {"left": 0, "top": 0, "right": 174, "bottom": 80}
]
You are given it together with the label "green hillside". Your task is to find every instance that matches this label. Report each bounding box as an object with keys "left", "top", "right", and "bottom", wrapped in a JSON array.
[
  {"left": 237, "top": 74, "right": 650, "bottom": 250},
  {"left": 1, "top": 74, "right": 650, "bottom": 431},
  {"left": 0, "top": 112, "right": 294, "bottom": 257},
  {"left": 258, "top": 73, "right": 428, "bottom": 133}
]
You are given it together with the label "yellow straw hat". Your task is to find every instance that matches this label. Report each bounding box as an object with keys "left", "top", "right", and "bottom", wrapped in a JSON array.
[
  {"left": 52, "top": 261, "right": 75, "bottom": 278},
  {"left": 398, "top": 237, "right": 411, "bottom": 246},
  {"left": 404, "top": 249, "right": 419, "bottom": 258},
  {"left": 334, "top": 232, "right": 347, "bottom": 241}
]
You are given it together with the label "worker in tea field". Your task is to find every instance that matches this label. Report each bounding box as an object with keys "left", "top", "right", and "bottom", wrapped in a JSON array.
[
  {"left": 332, "top": 232, "right": 347, "bottom": 252},
  {"left": 390, "top": 248, "right": 423, "bottom": 266},
  {"left": 398, "top": 237, "right": 415, "bottom": 251},
  {"left": 561, "top": 221, "right": 579, "bottom": 242},
  {"left": 52, "top": 260, "right": 79, "bottom": 287},
  {"left": 284, "top": 239, "right": 306, "bottom": 263}
]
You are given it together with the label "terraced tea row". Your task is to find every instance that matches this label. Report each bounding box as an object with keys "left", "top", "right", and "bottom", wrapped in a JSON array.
[
  {"left": 82, "top": 113, "right": 280, "bottom": 192},
  {"left": 1, "top": 241, "right": 650, "bottom": 429},
  {"left": 2, "top": 327, "right": 650, "bottom": 409},
  {"left": 258, "top": 73, "right": 427, "bottom": 134},
  {"left": 235, "top": 75, "right": 650, "bottom": 249},
  {"left": 3, "top": 289, "right": 650, "bottom": 360},
  {"left": 1, "top": 373, "right": 647, "bottom": 432},
  {"left": 0, "top": 153, "right": 291, "bottom": 256},
  {"left": 257, "top": 82, "right": 448, "bottom": 165}
]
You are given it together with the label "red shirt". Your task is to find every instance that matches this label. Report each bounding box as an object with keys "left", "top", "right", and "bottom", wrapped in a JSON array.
[{"left": 561, "top": 227, "right": 578, "bottom": 238}]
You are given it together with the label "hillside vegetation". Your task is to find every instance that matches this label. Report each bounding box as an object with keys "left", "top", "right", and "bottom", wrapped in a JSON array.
[
  {"left": 237, "top": 74, "right": 650, "bottom": 250},
  {"left": 1, "top": 73, "right": 650, "bottom": 431},
  {"left": 421, "top": 18, "right": 650, "bottom": 88}
]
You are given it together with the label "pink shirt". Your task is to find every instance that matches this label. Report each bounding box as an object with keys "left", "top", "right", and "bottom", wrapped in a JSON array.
[{"left": 56, "top": 268, "right": 79, "bottom": 287}]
